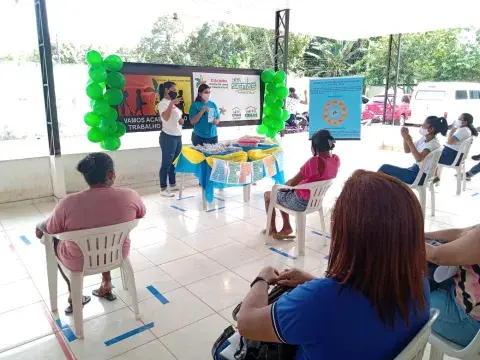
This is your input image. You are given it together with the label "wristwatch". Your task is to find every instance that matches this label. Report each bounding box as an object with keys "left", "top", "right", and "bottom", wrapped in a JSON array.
[{"left": 250, "top": 276, "right": 269, "bottom": 288}]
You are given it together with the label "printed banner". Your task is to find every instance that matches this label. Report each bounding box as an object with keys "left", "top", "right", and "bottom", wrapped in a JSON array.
[
  {"left": 192, "top": 72, "right": 261, "bottom": 121},
  {"left": 252, "top": 160, "right": 264, "bottom": 182},
  {"left": 239, "top": 162, "right": 253, "bottom": 184},
  {"left": 309, "top": 76, "right": 363, "bottom": 140},
  {"left": 227, "top": 162, "right": 241, "bottom": 184},
  {"left": 210, "top": 159, "right": 229, "bottom": 183},
  {"left": 263, "top": 156, "right": 277, "bottom": 178},
  {"left": 118, "top": 75, "right": 192, "bottom": 133}
]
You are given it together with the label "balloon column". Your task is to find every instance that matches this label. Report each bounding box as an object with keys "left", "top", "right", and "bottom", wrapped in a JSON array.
[
  {"left": 84, "top": 50, "right": 127, "bottom": 151},
  {"left": 257, "top": 69, "right": 290, "bottom": 138}
]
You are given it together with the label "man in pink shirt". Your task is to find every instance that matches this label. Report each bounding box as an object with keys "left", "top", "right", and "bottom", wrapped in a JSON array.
[{"left": 36, "top": 153, "right": 146, "bottom": 314}]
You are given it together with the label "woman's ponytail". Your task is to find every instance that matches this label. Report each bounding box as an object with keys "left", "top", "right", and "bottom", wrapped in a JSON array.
[
  {"left": 438, "top": 117, "right": 448, "bottom": 136},
  {"left": 427, "top": 115, "right": 448, "bottom": 136},
  {"left": 462, "top": 113, "right": 478, "bottom": 137},
  {"left": 158, "top": 83, "right": 166, "bottom": 100}
]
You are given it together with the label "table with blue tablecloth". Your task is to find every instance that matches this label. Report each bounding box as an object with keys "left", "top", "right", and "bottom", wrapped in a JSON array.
[{"left": 175, "top": 143, "right": 285, "bottom": 210}]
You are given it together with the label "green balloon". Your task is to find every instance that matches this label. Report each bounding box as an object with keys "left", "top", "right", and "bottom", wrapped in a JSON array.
[
  {"left": 99, "top": 118, "right": 117, "bottom": 135},
  {"left": 275, "top": 86, "right": 289, "bottom": 99},
  {"left": 257, "top": 124, "right": 267, "bottom": 135},
  {"left": 101, "top": 136, "right": 121, "bottom": 151},
  {"left": 85, "top": 50, "right": 103, "bottom": 66},
  {"left": 92, "top": 99, "right": 110, "bottom": 115},
  {"left": 266, "top": 83, "right": 277, "bottom": 93},
  {"left": 261, "top": 69, "right": 275, "bottom": 83},
  {"left": 281, "top": 109, "right": 290, "bottom": 121},
  {"left": 84, "top": 112, "right": 101, "bottom": 127},
  {"left": 273, "top": 70, "right": 287, "bottom": 84},
  {"left": 106, "top": 72, "right": 126, "bottom": 89},
  {"left": 271, "top": 106, "right": 282, "bottom": 119},
  {"left": 104, "top": 107, "right": 118, "bottom": 121},
  {"left": 87, "top": 127, "right": 105, "bottom": 143},
  {"left": 104, "top": 88, "right": 124, "bottom": 105},
  {"left": 115, "top": 122, "right": 127, "bottom": 137},
  {"left": 274, "top": 99, "right": 284, "bottom": 108},
  {"left": 266, "top": 127, "right": 277, "bottom": 139},
  {"left": 263, "top": 116, "right": 275, "bottom": 128},
  {"left": 90, "top": 99, "right": 95, "bottom": 109},
  {"left": 86, "top": 83, "right": 104, "bottom": 100},
  {"left": 88, "top": 65, "right": 107, "bottom": 83},
  {"left": 274, "top": 119, "right": 286, "bottom": 131},
  {"left": 103, "top": 55, "right": 123, "bottom": 72},
  {"left": 263, "top": 105, "right": 273, "bottom": 117},
  {"left": 264, "top": 93, "right": 277, "bottom": 106}
]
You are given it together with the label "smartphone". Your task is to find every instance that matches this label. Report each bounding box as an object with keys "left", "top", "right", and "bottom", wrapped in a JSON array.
[{"left": 426, "top": 239, "right": 443, "bottom": 247}]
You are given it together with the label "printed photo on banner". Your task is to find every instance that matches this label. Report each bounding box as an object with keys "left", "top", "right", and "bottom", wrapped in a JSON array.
[
  {"left": 210, "top": 159, "right": 229, "bottom": 183},
  {"left": 192, "top": 72, "right": 261, "bottom": 121},
  {"left": 239, "top": 162, "right": 253, "bottom": 184},
  {"left": 252, "top": 160, "right": 264, "bottom": 182},
  {"left": 309, "top": 76, "right": 363, "bottom": 140},
  {"left": 227, "top": 162, "right": 242, "bottom": 184},
  {"left": 118, "top": 74, "right": 192, "bottom": 133},
  {"left": 263, "top": 155, "right": 277, "bottom": 178}
]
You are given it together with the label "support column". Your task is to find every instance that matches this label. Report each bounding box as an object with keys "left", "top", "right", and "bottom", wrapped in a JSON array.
[
  {"left": 382, "top": 34, "right": 402, "bottom": 125},
  {"left": 274, "top": 9, "right": 290, "bottom": 139}
]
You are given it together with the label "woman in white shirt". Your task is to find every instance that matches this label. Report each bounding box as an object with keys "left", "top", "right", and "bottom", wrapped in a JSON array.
[
  {"left": 158, "top": 81, "right": 184, "bottom": 197},
  {"left": 378, "top": 116, "right": 448, "bottom": 185},
  {"left": 439, "top": 113, "right": 478, "bottom": 165},
  {"left": 285, "top": 88, "right": 308, "bottom": 127}
]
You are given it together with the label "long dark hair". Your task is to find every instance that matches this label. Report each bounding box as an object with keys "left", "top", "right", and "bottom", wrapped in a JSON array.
[
  {"left": 426, "top": 115, "right": 448, "bottom": 136},
  {"left": 462, "top": 113, "right": 478, "bottom": 137},
  {"left": 327, "top": 170, "right": 427, "bottom": 330},
  {"left": 77, "top": 153, "right": 114, "bottom": 186},
  {"left": 158, "top": 81, "right": 176, "bottom": 100},
  {"left": 195, "top": 84, "right": 210, "bottom": 102}
]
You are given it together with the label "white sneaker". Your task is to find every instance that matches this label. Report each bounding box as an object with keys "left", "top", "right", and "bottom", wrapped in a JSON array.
[
  {"left": 169, "top": 185, "right": 180, "bottom": 191},
  {"left": 160, "top": 189, "right": 175, "bottom": 197}
]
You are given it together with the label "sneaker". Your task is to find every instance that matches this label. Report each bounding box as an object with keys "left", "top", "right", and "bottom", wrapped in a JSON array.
[
  {"left": 169, "top": 184, "right": 180, "bottom": 191},
  {"left": 472, "top": 154, "right": 480, "bottom": 161},
  {"left": 432, "top": 177, "right": 440, "bottom": 185},
  {"left": 160, "top": 189, "right": 175, "bottom": 197}
]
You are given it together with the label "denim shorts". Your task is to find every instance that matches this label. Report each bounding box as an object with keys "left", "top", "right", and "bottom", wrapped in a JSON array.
[{"left": 276, "top": 190, "right": 308, "bottom": 212}]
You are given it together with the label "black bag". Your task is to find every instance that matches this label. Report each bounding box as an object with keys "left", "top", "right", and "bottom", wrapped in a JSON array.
[{"left": 212, "top": 285, "right": 297, "bottom": 360}]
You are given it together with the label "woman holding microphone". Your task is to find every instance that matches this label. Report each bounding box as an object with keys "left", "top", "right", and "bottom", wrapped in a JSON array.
[
  {"left": 189, "top": 84, "right": 221, "bottom": 146},
  {"left": 158, "top": 81, "right": 184, "bottom": 197}
]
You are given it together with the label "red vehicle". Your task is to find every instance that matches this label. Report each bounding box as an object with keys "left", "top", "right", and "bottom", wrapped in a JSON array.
[{"left": 362, "top": 94, "right": 411, "bottom": 125}]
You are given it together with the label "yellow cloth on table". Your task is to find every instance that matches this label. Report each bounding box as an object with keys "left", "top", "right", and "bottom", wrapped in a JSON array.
[
  {"left": 173, "top": 146, "right": 206, "bottom": 165},
  {"left": 247, "top": 147, "right": 282, "bottom": 161},
  {"left": 206, "top": 151, "right": 248, "bottom": 167}
]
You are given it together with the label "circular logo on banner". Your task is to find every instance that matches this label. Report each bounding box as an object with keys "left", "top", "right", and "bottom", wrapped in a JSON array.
[{"left": 323, "top": 100, "right": 347, "bottom": 126}]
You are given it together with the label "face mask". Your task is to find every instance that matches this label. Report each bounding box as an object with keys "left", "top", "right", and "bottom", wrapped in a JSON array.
[
  {"left": 201, "top": 93, "right": 211, "bottom": 102},
  {"left": 169, "top": 91, "right": 177, "bottom": 99},
  {"left": 419, "top": 127, "right": 430, "bottom": 136},
  {"left": 453, "top": 119, "right": 462, "bottom": 128}
]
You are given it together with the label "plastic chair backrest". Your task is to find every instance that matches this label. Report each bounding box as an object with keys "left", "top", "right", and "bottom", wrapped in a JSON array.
[
  {"left": 394, "top": 309, "right": 439, "bottom": 360},
  {"left": 411, "top": 148, "right": 443, "bottom": 187},
  {"left": 451, "top": 136, "right": 473, "bottom": 168},
  {"left": 295, "top": 179, "right": 333, "bottom": 214},
  {"left": 55, "top": 219, "right": 139, "bottom": 275},
  {"left": 429, "top": 325, "right": 480, "bottom": 358}
]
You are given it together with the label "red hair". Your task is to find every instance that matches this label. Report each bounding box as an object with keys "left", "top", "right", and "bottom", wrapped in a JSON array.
[{"left": 326, "top": 170, "right": 427, "bottom": 329}]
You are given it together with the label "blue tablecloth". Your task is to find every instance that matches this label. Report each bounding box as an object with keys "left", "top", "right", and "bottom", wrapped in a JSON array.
[{"left": 175, "top": 145, "right": 285, "bottom": 203}]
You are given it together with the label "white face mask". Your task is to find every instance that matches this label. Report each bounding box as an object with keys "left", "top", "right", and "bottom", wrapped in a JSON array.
[
  {"left": 453, "top": 119, "right": 462, "bottom": 128},
  {"left": 419, "top": 127, "right": 430, "bottom": 136},
  {"left": 201, "top": 93, "right": 211, "bottom": 102}
]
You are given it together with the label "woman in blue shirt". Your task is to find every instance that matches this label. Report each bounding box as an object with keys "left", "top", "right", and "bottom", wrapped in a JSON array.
[
  {"left": 189, "top": 84, "right": 220, "bottom": 146},
  {"left": 237, "top": 170, "right": 430, "bottom": 360}
]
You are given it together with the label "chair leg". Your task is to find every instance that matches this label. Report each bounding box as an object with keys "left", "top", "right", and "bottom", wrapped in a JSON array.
[
  {"left": 319, "top": 207, "right": 326, "bottom": 247},
  {"left": 123, "top": 258, "right": 140, "bottom": 320},
  {"left": 44, "top": 236, "right": 58, "bottom": 312},
  {"left": 456, "top": 168, "right": 461, "bottom": 195},
  {"left": 462, "top": 164, "right": 467, "bottom": 191},
  {"left": 121, "top": 267, "right": 128, "bottom": 290},
  {"left": 430, "top": 184, "right": 436, "bottom": 217},
  {"left": 419, "top": 188, "right": 426, "bottom": 218},
  {"left": 296, "top": 213, "right": 306, "bottom": 256},
  {"left": 428, "top": 346, "right": 444, "bottom": 360},
  {"left": 70, "top": 273, "right": 84, "bottom": 339}
]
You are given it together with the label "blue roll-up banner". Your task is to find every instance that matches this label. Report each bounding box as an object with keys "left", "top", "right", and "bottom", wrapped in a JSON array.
[{"left": 309, "top": 76, "right": 364, "bottom": 140}]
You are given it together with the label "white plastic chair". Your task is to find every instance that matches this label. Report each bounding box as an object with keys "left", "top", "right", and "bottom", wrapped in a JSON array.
[
  {"left": 429, "top": 328, "right": 480, "bottom": 360},
  {"left": 395, "top": 309, "right": 440, "bottom": 360},
  {"left": 265, "top": 180, "right": 332, "bottom": 256},
  {"left": 43, "top": 219, "right": 140, "bottom": 338},
  {"left": 437, "top": 137, "right": 474, "bottom": 195},
  {"left": 409, "top": 148, "right": 443, "bottom": 217}
]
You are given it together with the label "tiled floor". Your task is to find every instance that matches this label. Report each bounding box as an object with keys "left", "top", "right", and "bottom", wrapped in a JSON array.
[{"left": 0, "top": 130, "right": 478, "bottom": 359}]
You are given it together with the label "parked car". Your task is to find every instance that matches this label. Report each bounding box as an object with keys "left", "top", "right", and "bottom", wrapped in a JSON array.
[
  {"left": 409, "top": 82, "right": 480, "bottom": 127},
  {"left": 362, "top": 94, "right": 411, "bottom": 125}
]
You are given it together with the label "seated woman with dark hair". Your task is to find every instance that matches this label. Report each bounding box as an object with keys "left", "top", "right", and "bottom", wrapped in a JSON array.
[
  {"left": 237, "top": 170, "right": 430, "bottom": 359},
  {"left": 35, "top": 153, "right": 146, "bottom": 314}
]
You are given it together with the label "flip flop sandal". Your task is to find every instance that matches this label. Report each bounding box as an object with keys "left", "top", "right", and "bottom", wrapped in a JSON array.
[
  {"left": 92, "top": 289, "right": 117, "bottom": 301},
  {"left": 64, "top": 295, "right": 91, "bottom": 315},
  {"left": 272, "top": 234, "right": 296, "bottom": 240}
]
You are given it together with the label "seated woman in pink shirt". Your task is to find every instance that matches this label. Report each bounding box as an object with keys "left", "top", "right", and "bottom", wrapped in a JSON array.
[
  {"left": 35, "top": 153, "right": 146, "bottom": 314},
  {"left": 264, "top": 130, "right": 340, "bottom": 238}
]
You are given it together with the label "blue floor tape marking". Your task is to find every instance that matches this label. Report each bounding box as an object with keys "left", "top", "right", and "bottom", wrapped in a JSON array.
[
  {"left": 104, "top": 322, "right": 154, "bottom": 347},
  {"left": 55, "top": 319, "right": 77, "bottom": 342},
  {"left": 19, "top": 235, "right": 31, "bottom": 245},
  {"left": 311, "top": 230, "right": 331, "bottom": 239},
  {"left": 146, "top": 285, "right": 169, "bottom": 304},
  {"left": 206, "top": 206, "right": 226, "bottom": 213},
  {"left": 177, "top": 196, "right": 195, "bottom": 201},
  {"left": 269, "top": 247, "right": 297, "bottom": 260},
  {"left": 472, "top": 193, "right": 479, "bottom": 197},
  {"left": 170, "top": 205, "right": 186, "bottom": 212},
  {"left": 214, "top": 196, "right": 226, "bottom": 202}
]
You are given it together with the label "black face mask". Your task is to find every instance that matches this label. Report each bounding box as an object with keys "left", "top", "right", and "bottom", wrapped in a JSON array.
[{"left": 169, "top": 91, "right": 177, "bottom": 99}]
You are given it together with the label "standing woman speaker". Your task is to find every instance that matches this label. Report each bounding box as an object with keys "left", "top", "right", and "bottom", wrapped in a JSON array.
[
  {"left": 189, "top": 84, "right": 221, "bottom": 146},
  {"left": 158, "top": 81, "right": 184, "bottom": 197}
]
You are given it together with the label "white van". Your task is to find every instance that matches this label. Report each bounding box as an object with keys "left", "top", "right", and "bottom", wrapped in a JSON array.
[{"left": 409, "top": 82, "right": 480, "bottom": 126}]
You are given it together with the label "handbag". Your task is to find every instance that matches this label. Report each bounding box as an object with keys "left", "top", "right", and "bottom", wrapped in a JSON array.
[{"left": 212, "top": 285, "right": 297, "bottom": 360}]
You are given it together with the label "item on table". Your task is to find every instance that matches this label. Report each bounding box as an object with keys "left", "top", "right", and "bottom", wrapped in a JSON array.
[{"left": 238, "top": 136, "right": 260, "bottom": 146}]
